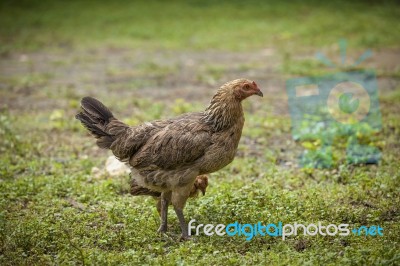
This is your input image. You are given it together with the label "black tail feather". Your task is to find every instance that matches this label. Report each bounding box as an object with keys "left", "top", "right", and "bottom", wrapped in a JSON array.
[
  {"left": 75, "top": 112, "right": 110, "bottom": 137},
  {"left": 76, "top": 97, "right": 116, "bottom": 148},
  {"left": 80, "top": 96, "right": 114, "bottom": 124}
]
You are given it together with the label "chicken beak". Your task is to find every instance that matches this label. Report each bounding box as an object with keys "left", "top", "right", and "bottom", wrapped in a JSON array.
[
  {"left": 200, "top": 187, "right": 206, "bottom": 196},
  {"left": 255, "top": 90, "right": 263, "bottom": 97}
]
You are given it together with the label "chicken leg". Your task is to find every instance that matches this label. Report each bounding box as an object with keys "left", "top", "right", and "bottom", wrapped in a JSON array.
[
  {"left": 174, "top": 207, "right": 189, "bottom": 240},
  {"left": 171, "top": 186, "right": 192, "bottom": 240},
  {"left": 157, "top": 192, "right": 170, "bottom": 233}
]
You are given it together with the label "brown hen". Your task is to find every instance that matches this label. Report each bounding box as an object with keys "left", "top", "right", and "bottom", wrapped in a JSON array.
[{"left": 76, "top": 78, "right": 262, "bottom": 239}]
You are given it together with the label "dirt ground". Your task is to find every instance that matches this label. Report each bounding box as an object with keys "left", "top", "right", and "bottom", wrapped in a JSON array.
[{"left": 1, "top": 47, "right": 399, "bottom": 115}]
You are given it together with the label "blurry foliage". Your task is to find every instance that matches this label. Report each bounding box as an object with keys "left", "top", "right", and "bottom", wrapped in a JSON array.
[
  {"left": 295, "top": 115, "right": 382, "bottom": 168},
  {"left": 0, "top": 113, "right": 26, "bottom": 156},
  {"left": 197, "top": 65, "right": 227, "bottom": 85},
  {"left": 0, "top": 0, "right": 399, "bottom": 54},
  {"left": 172, "top": 98, "right": 193, "bottom": 115}
]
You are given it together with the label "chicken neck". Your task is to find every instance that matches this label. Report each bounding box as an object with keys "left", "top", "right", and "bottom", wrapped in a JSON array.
[{"left": 203, "top": 92, "right": 244, "bottom": 131}]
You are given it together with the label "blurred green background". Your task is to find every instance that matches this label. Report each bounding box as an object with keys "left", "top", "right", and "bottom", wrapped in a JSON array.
[
  {"left": 1, "top": 0, "right": 400, "bottom": 53},
  {"left": 0, "top": 1, "right": 399, "bottom": 265}
]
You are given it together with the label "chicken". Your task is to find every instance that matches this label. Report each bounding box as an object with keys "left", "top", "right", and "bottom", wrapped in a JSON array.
[{"left": 76, "top": 78, "right": 263, "bottom": 239}]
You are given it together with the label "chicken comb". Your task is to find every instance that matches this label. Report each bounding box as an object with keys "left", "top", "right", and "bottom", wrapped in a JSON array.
[{"left": 252, "top": 81, "right": 258, "bottom": 87}]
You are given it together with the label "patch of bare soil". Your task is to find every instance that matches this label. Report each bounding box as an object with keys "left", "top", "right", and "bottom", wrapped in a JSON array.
[
  {"left": 0, "top": 48, "right": 284, "bottom": 113},
  {"left": 1, "top": 47, "right": 398, "bottom": 115}
]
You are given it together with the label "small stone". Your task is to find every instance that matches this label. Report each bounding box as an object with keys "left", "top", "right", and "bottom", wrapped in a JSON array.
[{"left": 105, "top": 156, "right": 130, "bottom": 176}]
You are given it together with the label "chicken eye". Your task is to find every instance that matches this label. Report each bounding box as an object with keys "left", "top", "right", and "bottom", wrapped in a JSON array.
[{"left": 243, "top": 84, "right": 251, "bottom": 90}]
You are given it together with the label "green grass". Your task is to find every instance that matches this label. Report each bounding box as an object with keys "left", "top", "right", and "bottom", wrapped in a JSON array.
[
  {"left": 1, "top": 0, "right": 400, "bottom": 54},
  {"left": 0, "top": 92, "right": 399, "bottom": 265},
  {"left": 1, "top": 0, "right": 400, "bottom": 265}
]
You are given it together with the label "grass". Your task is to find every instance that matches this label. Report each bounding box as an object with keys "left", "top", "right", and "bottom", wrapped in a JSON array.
[
  {"left": 1, "top": 0, "right": 400, "bottom": 265},
  {"left": 1, "top": 91, "right": 399, "bottom": 265},
  {"left": 1, "top": 0, "right": 400, "bottom": 54}
]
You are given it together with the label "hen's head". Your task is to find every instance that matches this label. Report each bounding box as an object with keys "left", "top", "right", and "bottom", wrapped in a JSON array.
[{"left": 221, "top": 78, "right": 263, "bottom": 101}]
